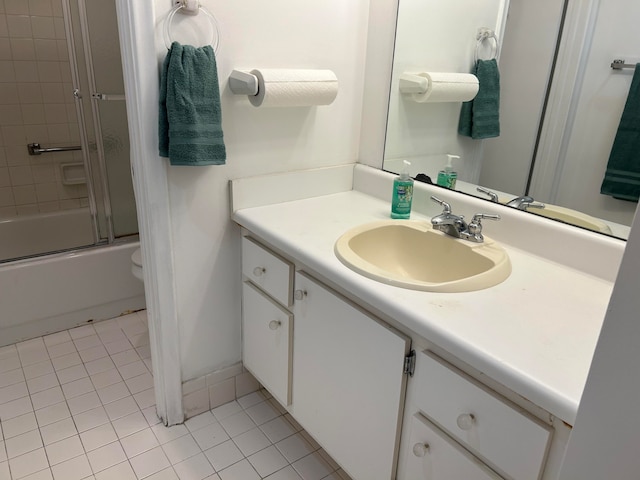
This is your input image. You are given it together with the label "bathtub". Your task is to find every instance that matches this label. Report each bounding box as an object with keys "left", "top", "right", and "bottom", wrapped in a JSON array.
[
  {"left": 0, "top": 222, "right": 146, "bottom": 346},
  {"left": 0, "top": 208, "right": 96, "bottom": 262}
]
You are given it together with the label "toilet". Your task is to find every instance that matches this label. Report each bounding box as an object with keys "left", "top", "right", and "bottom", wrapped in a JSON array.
[{"left": 131, "top": 247, "right": 144, "bottom": 282}]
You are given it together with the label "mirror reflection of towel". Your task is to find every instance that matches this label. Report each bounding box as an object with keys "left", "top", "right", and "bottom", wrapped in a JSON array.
[
  {"left": 458, "top": 59, "right": 500, "bottom": 139},
  {"left": 159, "top": 42, "right": 226, "bottom": 166},
  {"left": 600, "top": 64, "right": 640, "bottom": 202}
]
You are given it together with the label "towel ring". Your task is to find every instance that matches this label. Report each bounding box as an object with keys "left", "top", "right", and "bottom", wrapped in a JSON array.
[
  {"left": 474, "top": 28, "right": 499, "bottom": 63},
  {"left": 163, "top": 1, "right": 221, "bottom": 52}
]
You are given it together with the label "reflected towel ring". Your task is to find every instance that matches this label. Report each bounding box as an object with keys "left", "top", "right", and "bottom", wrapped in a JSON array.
[
  {"left": 474, "top": 28, "right": 499, "bottom": 63},
  {"left": 163, "top": 1, "right": 221, "bottom": 52}
]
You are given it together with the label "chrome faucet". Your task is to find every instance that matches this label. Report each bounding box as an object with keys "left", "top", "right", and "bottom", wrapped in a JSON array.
[
  {"left": 430, "top": 196, "right": 500, "bottom": 243},
  {"left": 506, "top": 195, "right": 545, "bottom": 211}
]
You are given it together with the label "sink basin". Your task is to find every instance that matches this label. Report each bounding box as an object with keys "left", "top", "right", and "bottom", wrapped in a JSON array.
[
  {"left": 334, "top": 220, "right": 511, "bottom": 293},
  {"left": 527, "top": 204, "right": 612, "bottom": 234}
]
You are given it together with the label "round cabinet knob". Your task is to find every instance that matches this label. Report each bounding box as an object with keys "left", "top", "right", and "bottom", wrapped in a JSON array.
[
  {"left": 269, "top": 320, "right": 281, "bottom": 330},
  {"left": 294, "top": 290, "right": 307, "bottom": 301},
  {"left": 412, "top": 443, "right": 429, "bottom": 457},
  {"left": 253, "top": 267, "right": 266, "bottom": 277},
  {"left": 456, "top": 413, "right": 475, "bottom": 430}
]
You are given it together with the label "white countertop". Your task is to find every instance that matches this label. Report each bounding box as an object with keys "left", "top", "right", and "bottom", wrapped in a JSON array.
[{"left": 233, "top": 189, "right": 614, "bottom": 425}]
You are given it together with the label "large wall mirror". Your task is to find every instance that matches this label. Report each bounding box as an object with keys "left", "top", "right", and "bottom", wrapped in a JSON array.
[{"left": 383, "top": 0, "right": 639, "bottom": 240}]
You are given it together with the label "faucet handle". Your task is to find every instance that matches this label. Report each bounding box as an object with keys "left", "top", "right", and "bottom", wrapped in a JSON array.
[
  {"left": 464, "top": 213, "right": 500, "bottom": 243},
  {"left": 476, "top": 187, "right": 499, "bottom": 203},
  {"left": 430, "top": 195, "right": 452, "bottom": 214}
]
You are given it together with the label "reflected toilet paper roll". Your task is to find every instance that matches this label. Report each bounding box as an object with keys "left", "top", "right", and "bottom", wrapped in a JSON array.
[
  {"left": 249, "top": 69, "right": 339, "bottom": 107},
  {"left": 411, "top": 72, "right": 479, "bottom": 103}
]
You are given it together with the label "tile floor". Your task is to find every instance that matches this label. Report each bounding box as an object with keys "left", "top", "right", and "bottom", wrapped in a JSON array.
[{"left": 0, "top": 311, "right": 352, "bottom": 480}]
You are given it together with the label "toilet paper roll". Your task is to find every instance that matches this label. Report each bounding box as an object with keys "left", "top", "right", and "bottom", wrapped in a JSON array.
[
  {"left": 249, "top": 69, "right": 339, "bottom": 107},
  {"left": 411, "top": 72, "right": 479, "bottom": 103}
]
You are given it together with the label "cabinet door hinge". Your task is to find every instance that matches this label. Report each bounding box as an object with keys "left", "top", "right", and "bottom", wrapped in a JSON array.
[{"left": 404, "top": 350, "right": 416, "bottom": 376}]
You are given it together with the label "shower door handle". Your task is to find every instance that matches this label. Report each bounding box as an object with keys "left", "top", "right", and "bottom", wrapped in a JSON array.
[
  {"left": 27, "top": 143, "right": 82, "bottom": 156},
  {"left": 91, "top": 93, "right": 125, "bottom": 101}
]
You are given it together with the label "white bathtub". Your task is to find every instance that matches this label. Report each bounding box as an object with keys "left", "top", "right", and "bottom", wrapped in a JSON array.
[
  {"left": 0, "top": 238, "right": 146, "bottom": 346},
  {"left": 0, "top": 208, "right": 95, "bottom": 262}
]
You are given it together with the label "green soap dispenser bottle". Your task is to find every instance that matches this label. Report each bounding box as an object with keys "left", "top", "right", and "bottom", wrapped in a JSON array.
[
  {"left": 437, "top": 154, "right": 459, "bottom": 189},
  {"left": 391, "top": 160, "right": 414, "bottom": 219}
]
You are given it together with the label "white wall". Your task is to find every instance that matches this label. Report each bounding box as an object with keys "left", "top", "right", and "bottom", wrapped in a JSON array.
[
  {"left": 152, "top": 0, "right": 370, "bottom": 381},
  {"left": 383, "top": 0, "right": 507, "bottom": 182},
  {"left": 559, "top": 202, "right": 640, "bottom": 478}
]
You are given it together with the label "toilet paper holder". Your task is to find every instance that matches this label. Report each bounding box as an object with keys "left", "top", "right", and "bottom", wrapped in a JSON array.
[{"left": 229, "top": 70, "right": 259, "bottom": 96}]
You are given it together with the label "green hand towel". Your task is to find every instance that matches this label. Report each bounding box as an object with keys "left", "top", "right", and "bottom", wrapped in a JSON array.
[
  {"left": 159, "top": 42, "right": 226, "bottom": 166},
  {"left": 458, "top": 59, "right": 501, "bottom": 139},
  {"left": 600, "top": 64, "right": 640, "bottom": 202}
]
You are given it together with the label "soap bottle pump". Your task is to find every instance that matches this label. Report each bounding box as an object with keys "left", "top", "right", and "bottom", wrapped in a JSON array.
[
  {"left": 437, "top": 154, "right": 459, "bottom": 189},
  {"left": 391, "top": 160, "right": 414, "bottom": 219}
]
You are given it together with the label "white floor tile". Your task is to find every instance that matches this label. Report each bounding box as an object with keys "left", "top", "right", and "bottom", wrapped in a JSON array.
[
  {"left": 20, "top": 468, "right": 54, "bottom": 480},
  {"left": 190, "top": 422, "right": 229, "bottom": 451},
  {"left": 259, "top": 416, "right": 297, "bottom": 444},
  {"left": 51, "top": 352, "right": 82, "bottom": 372},
  {"left": 203, "top": 440, "right": 244, "bottom": 472},
  {"left": 291, "top": 452, "right": 332, "bottom": 480},
  {"left": 104, "top": 396, "right": 139, "bottom": 421},
  {"left": 35, "top": 402, "right": 70, "bottom": 427},
  {"left": 79, "top": 423, "right": 118, "bottom": 452},
  {"left": 218, "top": 459, "right": 260, "bottom": 480},
  {"left": 86, "top": 441, "right": 127, "bottom": 473},
  {"left": 90, "top": 369, "right": 122, "bottom": 390},
  {"left": 275, "top": 434, "right": 316, "bottom": 464},
  {"left": 1, "top": 411, "right": 38, "bottom": 439},
  {"left": 120, "top": 428, "right": 159, "bottom": 458},
  {"left": 232, "top": 427, "right": 271, "bottom": 457},
  {"left": 96, "top": 382, "right": 130, "bottom": 405},
  {"left": 73, "top": 406, "right": 110, "bottom": 433},
  {"left": 6, "top": 429, "right": 43, "bottom": 459},
  {"left": 44, "top": 435, "right": 85, "bottom": 466},
  {"left": 117, "top": 360, "right": 148, "bottom": 380},
  {"left": 61, "top": 377, "right": 95, "bottom": 400},
  {"left": 31, "top": 386, "right": 65, "bottom": 410},
  {"left": 112, "top": 410, "right": 148, "bottom": 439},
  {"left": 93, "top": 461, "right": 137, "bottom": 480},
  {"left": 1, "top": 318, "right": 345, "bottom": 480},
  {"left": 8, "top": 448, "right": 50, "bottom": 479},
  {"left": 162, "top": 434, "right": 200, "bottom": 465},
  {"left": 248, "top": 445, "right": 289, "bottom": 478},
  {"left": 172, "top": 452, "right": 214, "bottom": 480},
  {"left": 40, "top": 417, "right": 78, "bottom": 445},
  {"left": 67, "top": 391, "right": 101, "bottom": 415},
  {"left": 264, "top": 466, "right": 303, "bottom": 480},
  {"left": 129, "top": 446, "right": 171, "bottom": 479},
  {"left": 219, "top": 411, "right": 256, "bottom": 438},
  {"left": 50, "top": 453, "right": 92, "bottom": 480},
  {"left": 245, "top": 400, "right": 281, "bottom": 426},
  {"left": 184, "top": 411, "right": 216, "bottom": 433},
  {"left": 26, "top": 373, "right": 59, "bottom": 395},
  {"left": 0, "top": 368, "right": 25, "bottom": 388}
]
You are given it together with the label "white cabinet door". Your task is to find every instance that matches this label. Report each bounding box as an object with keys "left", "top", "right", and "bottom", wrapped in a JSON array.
[
  {"left": 242, "top": 281, "right": 292, "bottom": 406},
  {"left": 398, "top": 413, "right": 503, "bottom": 480},
  {"left": 291, "top": 272, "right": 410, "bottom": 480}
]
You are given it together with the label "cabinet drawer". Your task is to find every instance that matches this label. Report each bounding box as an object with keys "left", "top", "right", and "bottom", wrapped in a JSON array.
[
  {"left": 242, "top": 236, "right": 293, "bottom": 307},
  {"left": 242, "top": 282, "right": 292, "bottom": 406},
  {"left": 399, "top": 413, "right": 502, "bottom": 480},
  {"left": 414, "top": 351, "right": 552, "bottom": 480}
]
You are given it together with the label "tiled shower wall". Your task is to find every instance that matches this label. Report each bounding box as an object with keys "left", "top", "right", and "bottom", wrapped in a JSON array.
[{"left": 0, "top": 0, "right": 88, "bottom": 219}]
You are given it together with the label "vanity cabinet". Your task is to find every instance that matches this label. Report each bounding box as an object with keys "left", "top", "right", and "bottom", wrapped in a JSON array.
[
  {"left": 241, "top": 237, "right": 294, "bottom": 406},
  {"left": 291, "top": 271, "right": 410, "bottom": 480},
  {"left": 398, "top": 350, "right": 553, "bottom": 480}
]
